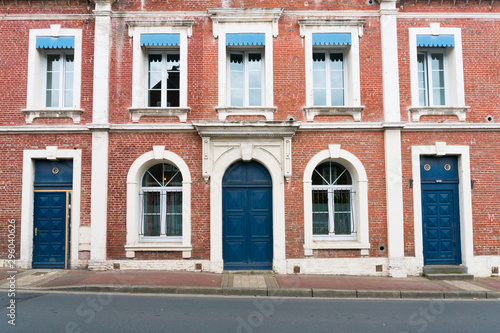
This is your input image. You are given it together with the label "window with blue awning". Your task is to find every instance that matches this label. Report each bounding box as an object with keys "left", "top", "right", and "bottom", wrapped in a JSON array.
[
  {"left": 36, "top": 36, "right": 75, "bottom": 49},
  {"left": 416, "top": 35, "right": 455, "bottom": 48},
  {"left": 226, "top": 33, "right": 265, "bottom": 46},
  {"left": 140, "top": 34, "right": 180, "bottom": 47},
  {"left": 312, "top": 33, "right": 351, "bottom": 46}
]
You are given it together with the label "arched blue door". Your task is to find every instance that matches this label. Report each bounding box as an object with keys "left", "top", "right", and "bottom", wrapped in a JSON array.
[
  {"left": 223, "top": 161, "right": 273, "bottom": 270},
  {"left": 421, "top": 156, "right": 461, "bottom": 265}
]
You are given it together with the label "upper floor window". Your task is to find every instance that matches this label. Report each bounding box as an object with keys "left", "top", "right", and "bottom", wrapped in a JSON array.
[
  {"left": 409, "top": 25, "right": 467, "bottom": 121},
  {"left": 127, "top": 22, "right": 193, "bottom": 122},
  {"left": 147, "top": 51, "right": 180, "bottom": 108},
  {"left": 208, "top": 8, "right": 282, "bottom": 121},
  {"left": 299, "top": 20, "right": 365, "bottom": 122},
  {"left": 141, "top": 163, "right": 183, "bottom": 240},
  {"left": 44, "top": 50, "right": 74, "bottom": 108},
  {"left": 227, "top": 33, "right": 265, "bottom": 107},
  {"left": 312, "top": 161, "right": 355, "bottom": 240},
  {"left": 313, "top": 50, "right": 345, "bottom": 107},
  {"left": 25, "top": 26, "right": 82, "bottom": 124}
]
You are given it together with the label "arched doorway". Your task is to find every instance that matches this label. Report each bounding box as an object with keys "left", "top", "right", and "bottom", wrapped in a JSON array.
[{"left": 222, "top": 161, "right": 273, "bottom": 270}]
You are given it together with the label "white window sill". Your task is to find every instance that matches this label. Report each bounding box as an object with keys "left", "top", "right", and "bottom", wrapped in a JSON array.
[
  {"left": 303, "top": 106, "right": 364, "bottom": 122},
  {"left": 409, "top": 106, "right": 469, "bottom": 122},
  {"left": 125, "top": 243, "right": 192, "bottom": 259},
  {"left": 304, "top": 241, "right": 370, "bottom": 256},
  {"left": 215, "top": 106, "right": 276, "bottom": 121},
  {"left": 129, "top": 107, "right": 190, "bottom": 123},
  {"left": 22, "top": 108, "right": 83, "bottom": 124}
]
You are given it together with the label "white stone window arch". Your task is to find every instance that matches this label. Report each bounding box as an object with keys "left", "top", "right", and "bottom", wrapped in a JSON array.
[
  {"left": 125, "top": 146, "right": 192, "bottom": 258},
  {"left": 303, "top": 145, "right": 370, "bottom": 256}
]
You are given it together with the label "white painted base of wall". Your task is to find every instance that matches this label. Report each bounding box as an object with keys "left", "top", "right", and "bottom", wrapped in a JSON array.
[
  {"left": 5, "top": 256, "right": 499, "bottom": 278},
  {"left": 467, "top": 255, "right": 500, "bottom": 277},
  {"left": 285, "top": 258, "right": 390, "bottom": 276}
]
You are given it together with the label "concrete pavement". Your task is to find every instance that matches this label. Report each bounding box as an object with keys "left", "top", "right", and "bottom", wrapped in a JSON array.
[{"left": 1, "top": 268, "right": 499, "bottom": 299}]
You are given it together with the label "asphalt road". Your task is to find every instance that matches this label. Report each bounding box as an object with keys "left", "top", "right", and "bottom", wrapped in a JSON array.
[{"left": 1, "top": 292, "right": 499, "bottom": 332}]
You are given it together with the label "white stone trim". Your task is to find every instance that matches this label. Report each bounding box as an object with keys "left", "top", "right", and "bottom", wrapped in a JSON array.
[
  {"left": 22, "top": 109, "right": 83, "bottom": 124},
  {"left": 303, "top": 106, "right": 364, "bottom": 122},
  {"left": 303, "top": 145, "right": 369, "bottom": 256},
  {"left": 285, "top": 258, "right": 388, "bottom": 276},
  {"left": 380, "top": 3, "right": 401, "bottom": 123},
  {"left": 209, "top": 140, "right": 286, "bottom": 273},
  {"left": 26, "top": 25, "right": 82, "bottom": 113},
  {"left": 127, "top": 21, "right": 193, "bottom": 114},
  {"left": 409, "top": 106, "right": 469, "bottom": 122},
  {"left": 385, "top": 129, "right": 407, "bottom": 278},
  {"left": 126, "top": 148, "right": 192, "bottom": 259},
  {"left": 19, "top": 148, "right": 82, "bottom": 269},
  {"left": 411, "top": 143, "right": 474, "bottom": 270},
  {"left": 129, "top": 107, "right": 190, "bottom": 123},
  {"left": 299, "top": 19, "right": 363, "bottom": 114},
  {"left": 409, "top": 25, "right": 466, "bottom": 114}
]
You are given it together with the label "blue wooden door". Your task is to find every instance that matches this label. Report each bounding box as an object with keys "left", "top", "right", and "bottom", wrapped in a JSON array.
[
  {"left": 421, "top": 156, "right": 461, "bottom": 265},
  {"left": 223, "top": 161, "right": 273, "bottom": 270},
  {"left": 33, "top": 191, "right": 71, "bottom": 269}
]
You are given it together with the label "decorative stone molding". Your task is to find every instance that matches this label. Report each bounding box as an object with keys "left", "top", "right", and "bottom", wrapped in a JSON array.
[
  {"left": 409, "top": 106, "right": 469, "bottom": 122},
  {"left": 207, "top": 7, "right": 284, "bottom": 38},
  {"left": 129, "top": 107, "right": 190, "bottom": 123},
  {"left": 193, "top": 121, "right": 299, "bottom": 183},
  {"left": 126, "top": 20, "right": 195, "bottom": 38},
  {"left": 125, "top": 244, "right": 192, "bottom": 259},
  {"left": 298, "top": 19, "right": 366, "bottom": 38},
  {"left": 22, "top": 109, "right": 83, "bottom": 124},
  {"left": 303, "top": 106, "right": 364, "bottom": 122},
  {"left": 215, "top": 107, "right": 276, "bottom": 121}
]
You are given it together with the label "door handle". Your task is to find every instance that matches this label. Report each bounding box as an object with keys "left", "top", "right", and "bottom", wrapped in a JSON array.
[{"left": 35, "top": 228, "right": 37, "bottom": 236}]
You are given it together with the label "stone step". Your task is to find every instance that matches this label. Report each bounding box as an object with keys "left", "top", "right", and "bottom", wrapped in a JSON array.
[
  {"left": 425, "top": 273, "right": 474, "bottom": 281},
  {"left": 423, "top": 265, "right": 468, "bottom": 274}
]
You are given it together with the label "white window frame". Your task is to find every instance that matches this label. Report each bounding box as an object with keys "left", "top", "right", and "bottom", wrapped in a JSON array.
[
  {"left": 42, "top": 50, "right": 75, "bottom": 109},
  {"left": 312, "top": 184, "right": 356, "bottom": 241},
  {"left": 227, "top": 49, "right": 265, "bottom": 107},
  {"left": 417, "top": 48, "right": 449, "bottom": 107},
  {"left": 125, "top": 147, "right": 192, "bottom": 258},
  {"left": 311, "top": 49, "right": 347, "bottom": 107},
  {"left": 145, "top": 50, "right": 181, "bottom": 108},
  {"left": 127, "top": 21, "right": 193, "bottom": 122},
  {"left": 209, "top": 8, "right": 281, "bottom": 121},
  {"left": 409, "top": 24, "right": 468, "bottom": 121},
  {"left": 303, "top": 145, "right": 369, "bottom": 255},
  {"left": 299, "top": 20, "right": 365, "bottom": 122},
  {"left": 140, "top": 164, "right": 183, "bottom": 242},
  {"left": 24, "top": 25, "right": 82, "bottom": 124}
]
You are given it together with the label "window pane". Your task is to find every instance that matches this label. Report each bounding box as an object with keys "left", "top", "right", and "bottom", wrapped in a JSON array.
[
  {"left": 330, "top": 58, "right": 344, "bottom": 106},
  {"left": 163, "top": 163, "right": 183, "bottom": 186},
  {"left": 166, "top": 55, "right": 180, "bottom": 107},
  {"left": 142, "top": 164, "right": 163, "bottom": 187},
  {"left": 230, "top": 53, "right": 244, "bottom": 106},
  {"left": 431, "top": 53, "right": 445, "bottom": 105},
  {"left": 166, "top": 191, "right": 182, "bottom": 237},
  {"left": 334, "top": 189, "right": 351, "bottom": 235},
  {"left": 313, "top": 52, "right": 327, "bottom": 106},
  {"left": 143, "top": 192, "right": 161, "bottom": 236},
  {"left": 417, "top": 53, "right": 427, "bottom": 106},
  {"left": 312, "top": 162, "right": 352, "bottom": 186},
  {"left": 148, "top": 54, "right": 162, "bottom": 107},
  {"left": 64, "top": 54, "right": 74, "bottom": 108},
  {"left": 312, "top": 190, "right": 329, "bottom": 235},
  {"left": 46, "top": 54, "right": 61, "bottom": 107}
]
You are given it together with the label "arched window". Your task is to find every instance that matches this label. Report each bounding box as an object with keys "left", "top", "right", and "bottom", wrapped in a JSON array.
[
  {"left": 141, "top": 163, "right": 183, "bottom": 240},
  {"left": 312, "top": 161, "right": 355, "bottom": 240}
]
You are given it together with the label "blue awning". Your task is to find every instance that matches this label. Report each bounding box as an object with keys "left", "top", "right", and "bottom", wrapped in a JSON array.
[
  {"left": 417, "top": 35, "right": 455, "bottom": 48},
  {"left": 140, "top": 34, "right": 180, "bottom": 47},
  {"left": 312, "top": 33, "right": 351, "bottom": 46},
  {"left": 226, "top": 33, "right": 265, "bottom": 46},
  {"left": 36, "top": 36, "right": 75, "bottom": 49}
]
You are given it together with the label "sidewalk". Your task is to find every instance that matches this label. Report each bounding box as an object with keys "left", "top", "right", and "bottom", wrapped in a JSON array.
[{"left": 1, "top": 268, "right": 500, "bottom": 299}]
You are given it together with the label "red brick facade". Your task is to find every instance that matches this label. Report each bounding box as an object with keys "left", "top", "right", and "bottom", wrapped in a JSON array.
[{"left": 1, "top": 0, "right": 499, "bottom": 277}]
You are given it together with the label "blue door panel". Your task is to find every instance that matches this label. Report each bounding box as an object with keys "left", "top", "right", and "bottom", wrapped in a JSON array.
[
  {"left": 223, "top": 161, "right": 273, "bottom": 270},
  {"left": 33, "top": 192, "right": 69, "bottom": 269}
]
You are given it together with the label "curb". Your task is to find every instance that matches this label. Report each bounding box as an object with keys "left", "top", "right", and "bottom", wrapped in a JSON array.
[{"left": 5, "top": 286, "right": 500, "bottom": 299}]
